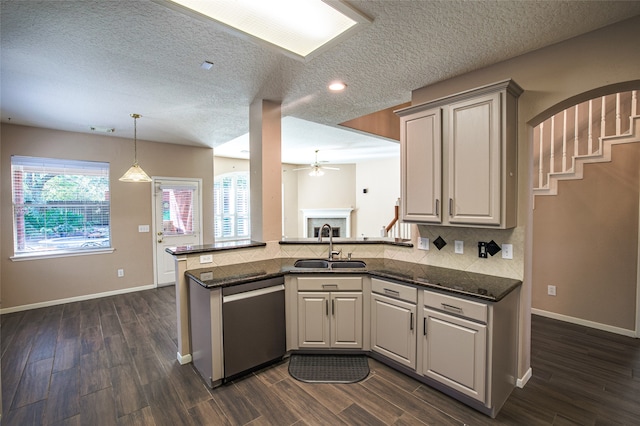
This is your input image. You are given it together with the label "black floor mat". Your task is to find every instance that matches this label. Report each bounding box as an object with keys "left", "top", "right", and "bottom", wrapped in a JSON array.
[{"left": 288, "top": 354, "right": 370, "bottom": 384}]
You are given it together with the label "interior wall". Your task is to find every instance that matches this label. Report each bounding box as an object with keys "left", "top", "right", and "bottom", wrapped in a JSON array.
[
  {"left": 355, "top": 157, "right": 400, "bottom": 238},
  {"left": 1, "top": 124, "right": 214, "bottom": 310},
  {"left": 296, "top": 164, "right": 356, "bottom": 237},
  {"left": 282, "top": 163, "right": 299, "bottom": 239},
  {"left": 408, "top": 15, "right": 640, "bottom": 381},
  {"left": 217, "top": 157, "right": 393, "bottom": 240},
  {"left": 533, "top": 143, "right": 640, "bottom": 331},
  {"left": 213, "top": 156, "right": 249, "bottom": 176}
]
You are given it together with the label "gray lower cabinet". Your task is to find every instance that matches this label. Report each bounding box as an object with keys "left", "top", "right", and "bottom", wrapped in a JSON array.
[
  {"left": 422, "top": 305, "right": 487, "bottom": 402},
  {"left": 296, "top": 276, "right": 363, "bottom": 349},
  {"left": 370, "top": 277, "right": 520, "bottom": 418},
  {"left": 370, "top": 278, "right": 417, "bottom": 369}
]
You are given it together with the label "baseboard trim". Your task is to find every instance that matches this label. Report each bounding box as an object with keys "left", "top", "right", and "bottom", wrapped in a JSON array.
[
  {"left": 532, "top": 308, "right": 637, "bottom": 338},
  {"left": 0, "top": 284, "right": 157, "bottom": 314},
  {"left": 177, "top": 352, "right": 192, "bottom": 365},
  {"left": 517, "top": 367, "right": 532, "bottom": 388}
]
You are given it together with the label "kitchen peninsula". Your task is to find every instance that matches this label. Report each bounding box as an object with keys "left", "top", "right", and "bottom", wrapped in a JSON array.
[{"left": 166, "top": 239, "right": 521, "bottom": 417}]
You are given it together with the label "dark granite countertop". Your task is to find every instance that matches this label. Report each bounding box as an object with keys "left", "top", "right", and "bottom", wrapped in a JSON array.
[
  {"left": 185, "top": 258, "right": 521, "bottom": 302},
  {"left": 165, "top": 240, "right": 266, "bottom": 255},
  {"left": 165, "top": 239, "right": 413, "bottom": 256},
  {"left": 279, "top": 238, "right": 413, "bottom": 247}
]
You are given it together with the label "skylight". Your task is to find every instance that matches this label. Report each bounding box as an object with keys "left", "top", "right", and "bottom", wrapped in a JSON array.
[{"left": 161, "top": 0, "right": 371, "bottom": 60}]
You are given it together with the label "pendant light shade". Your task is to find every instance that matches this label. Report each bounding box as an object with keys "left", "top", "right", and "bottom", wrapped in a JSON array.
[{"left": 120, "top": 113, "right": 151, "bottom": 182}]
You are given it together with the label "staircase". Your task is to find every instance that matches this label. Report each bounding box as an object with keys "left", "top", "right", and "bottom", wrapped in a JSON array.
[
  {"left": 385, "top": 198, "right": 412, "bottom": 241},
  {"left": 534, "top": 91, "right": 639, "bottom": 198}
]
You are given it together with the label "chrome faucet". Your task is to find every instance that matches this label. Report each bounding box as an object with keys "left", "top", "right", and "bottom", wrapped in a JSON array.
[{"left": 318, "top": 223, "right": 341, "bottom": 260}]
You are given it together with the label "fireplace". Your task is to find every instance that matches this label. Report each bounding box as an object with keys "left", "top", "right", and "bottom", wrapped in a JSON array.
[{"left": 301, "top": 208, "right": 353, "bottom": 238}]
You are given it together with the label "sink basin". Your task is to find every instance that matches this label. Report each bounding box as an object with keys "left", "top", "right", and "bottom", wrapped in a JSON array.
[
  {"left": 293, "top": 259, "right": 366, "bottom": 269},
  {"left": 294, "top": 259, "right": 329, "bottom": 268},
  {"left": 328, "top": 260, "right": 367, "bottom": 269}
]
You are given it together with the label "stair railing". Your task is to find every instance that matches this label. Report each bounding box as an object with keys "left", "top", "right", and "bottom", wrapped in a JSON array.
[
  {"left": 384, "top": 198, "right": 412, "bottom": 241},
  {"left": 534, "top": 90, "right": 638, "bottom": 192}
]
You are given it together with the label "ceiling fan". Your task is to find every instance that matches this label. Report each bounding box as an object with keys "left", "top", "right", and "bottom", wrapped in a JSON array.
[{"left": 293, "top": 149, "right": 340, "bottom": 177}]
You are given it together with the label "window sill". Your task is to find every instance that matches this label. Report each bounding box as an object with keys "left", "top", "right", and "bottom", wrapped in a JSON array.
[{"left": 10, "top": 248, "right": 115, "bottom": 262}]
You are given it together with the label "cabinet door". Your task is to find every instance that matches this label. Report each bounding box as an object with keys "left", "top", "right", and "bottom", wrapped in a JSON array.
[
  {"left": 447, "top": 92, "right": 501, "bottom": 225},
  {"left": 422, "top": 308, "right": 487, "bottom": 402},
  {"left": 371, "top": 294, "right": 416, "bottom": 369},
  {"left": 298, "top": 292, "right": 330, "bottom": 348},
  {"left": 331, "top": 292, "right": 363, "bottom": 349},
  {"left": 401, "top": 108, "right": 442, "bottom": 223}
]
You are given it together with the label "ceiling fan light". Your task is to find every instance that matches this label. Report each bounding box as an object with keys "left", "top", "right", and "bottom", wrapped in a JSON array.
[{"left": 309, "top": 168, "right": 324, "bottom": 177}]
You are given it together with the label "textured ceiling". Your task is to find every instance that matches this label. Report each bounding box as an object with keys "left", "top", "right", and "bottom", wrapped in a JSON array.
[{"left": 2, "top": 1, "right": 640, "bottom": 164}]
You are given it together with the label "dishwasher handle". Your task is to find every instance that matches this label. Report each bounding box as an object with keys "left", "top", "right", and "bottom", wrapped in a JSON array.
[{"left": 222, "top": 284, "right": 284, "bottom": 303}]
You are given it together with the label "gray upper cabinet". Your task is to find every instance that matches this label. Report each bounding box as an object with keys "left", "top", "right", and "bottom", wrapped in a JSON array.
[{"left": 397, "top": 80, "right": 522, "bottom": 228}]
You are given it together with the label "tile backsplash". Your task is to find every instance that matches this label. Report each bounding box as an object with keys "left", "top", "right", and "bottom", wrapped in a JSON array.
[{"left": 186, "top": 224, "right": 524, "bottom": 280}]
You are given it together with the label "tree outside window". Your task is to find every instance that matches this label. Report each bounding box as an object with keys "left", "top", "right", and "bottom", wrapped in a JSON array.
[{"left": 12, "top": 156, "right": 111, "bottom": 256}]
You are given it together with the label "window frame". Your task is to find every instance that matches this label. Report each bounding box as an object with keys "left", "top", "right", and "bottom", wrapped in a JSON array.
[
  {"left": 213, "top": 171, "right": 250, "bottom": 242},
  {"left": 10, "top": 155, "right": 114, "bottom": 261}
]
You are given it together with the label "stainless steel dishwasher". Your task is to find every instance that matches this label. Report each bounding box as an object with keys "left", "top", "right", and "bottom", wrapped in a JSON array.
[{"left": 222, "top": 276, "right": 286, "bottom": 380}]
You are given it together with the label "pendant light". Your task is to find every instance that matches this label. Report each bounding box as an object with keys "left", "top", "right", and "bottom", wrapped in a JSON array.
[{"left": 119, "top": 113, "right": 151, "bottom": 182}]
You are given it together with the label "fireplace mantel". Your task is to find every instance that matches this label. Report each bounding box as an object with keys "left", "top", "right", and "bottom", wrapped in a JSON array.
[{"left": 301, "top": 208, "right": 353, "bottom": 238}]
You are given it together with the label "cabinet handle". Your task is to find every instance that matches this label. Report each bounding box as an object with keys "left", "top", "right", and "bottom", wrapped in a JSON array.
[
  {"left": 332, "top": 299, "right": 335, "bottom": 316},
  {"left": 326, "top": 299, "right": 329, "bottom": 316},
  {"left": 383, "top": 288, "right": 400, "bottom": 297},
  {"left": 449, "top": 198, "right": 453, "bottom": 217},
  {"left": 441, "top": 303, "right": 463, "bottom": 314},
  {"left": 410, "top": 312, "right": 414, "bottom": 330},
  {"left": 435, "top": 199, "right": 439, "bottom": 217},
  {"left": 423, "top": 318, "right": 427, "bottom": 336}
]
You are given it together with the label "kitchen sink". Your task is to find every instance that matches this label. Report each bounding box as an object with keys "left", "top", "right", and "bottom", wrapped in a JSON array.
[
  {"left": 328, "top": 260, "right": 367, "bottom": 269},
  {"left": 293, "top": 259, "right": 366, "bottom": 269},
  {"left": 294, "top": 259, "right": 330, "bottom": 268}
]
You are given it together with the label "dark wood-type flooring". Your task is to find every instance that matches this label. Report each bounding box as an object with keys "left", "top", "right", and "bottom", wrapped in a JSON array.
[{"left": 2, "top": 286, "right": 639, "bottom": 425}]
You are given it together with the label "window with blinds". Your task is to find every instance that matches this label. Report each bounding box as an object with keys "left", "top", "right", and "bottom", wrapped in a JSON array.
[
  {"left": 213, "top": 172, "right": 250, "bottom": 241},
  {"left": 11, "top": 156, "right": 111, "bottom": 256}
]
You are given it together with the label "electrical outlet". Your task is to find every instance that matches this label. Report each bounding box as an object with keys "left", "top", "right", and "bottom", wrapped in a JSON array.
[
  {"left": 200, "top": 254, "right": 213, "bottom": 264},
  {"left": 547, "top": 285, "right": 556, "bottom": 296},
  {"left": 502, "top": 244, "right": 513, "bottom": 259},
  {"left": 117, "top": 269, "right": 124, "bottom": 278},
  {"left": 454, "top": 240, "right": 463, "bottom": 254},
  {"left": 418, "top": 237, "right": 429, "bottom": 250}
]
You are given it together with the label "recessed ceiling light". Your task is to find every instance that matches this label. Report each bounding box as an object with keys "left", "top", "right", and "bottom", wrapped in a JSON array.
[
  {"left": 200, "top": 60, "right": 214, "bottom": 70},
  {"left": 157, "top": 0, "right": 371, "bottom": 61},
  {"left": 329, "top": 81, "right": 347, "bottom": 92}
]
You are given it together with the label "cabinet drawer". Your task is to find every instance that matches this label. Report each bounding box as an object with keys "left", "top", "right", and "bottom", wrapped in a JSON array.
[
  {"left": 372, "top": 278, "right": 417, "bottom": 303},
  {"left": 297, "top": 276, "right": 362, "bottom": 292},
  {"left": 424, "top": 291, "right": 487, "bottom": 323}
]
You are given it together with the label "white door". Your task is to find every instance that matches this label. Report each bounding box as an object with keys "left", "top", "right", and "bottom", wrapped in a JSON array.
[{"left": 153, "top": 178, "right": 202, "bottom": 286}]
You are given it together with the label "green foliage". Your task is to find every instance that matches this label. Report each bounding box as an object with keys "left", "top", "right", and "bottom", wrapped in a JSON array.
[
  {"left": 24, "top": 208, "right": 86, "bottom": 237},
  {"left": 21, "top": 173, "right": 108, "bottom": 203}
]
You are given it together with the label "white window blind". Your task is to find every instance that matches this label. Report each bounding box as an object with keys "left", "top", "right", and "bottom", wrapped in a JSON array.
[
  {"left": 214, "top": 172, "right": 250, "bottom": 241},
  {"left": 11, "top": 155, "right": 111, "bottom": 256}
]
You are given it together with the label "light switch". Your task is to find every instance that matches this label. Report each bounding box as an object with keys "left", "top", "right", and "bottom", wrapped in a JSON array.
[
  {"left": 138, "top": 224, "right": 150, "bottom": 233},
  {"left": 454, "top": 240, "right": 463, "bottom": 254},
  {"left": 200, "top": 254, "right": 213, "bottom": 264}
]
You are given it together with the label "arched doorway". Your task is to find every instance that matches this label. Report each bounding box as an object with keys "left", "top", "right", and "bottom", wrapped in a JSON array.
[{"left": 529, "top": 86, "right": 640, "bottom": 337}]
